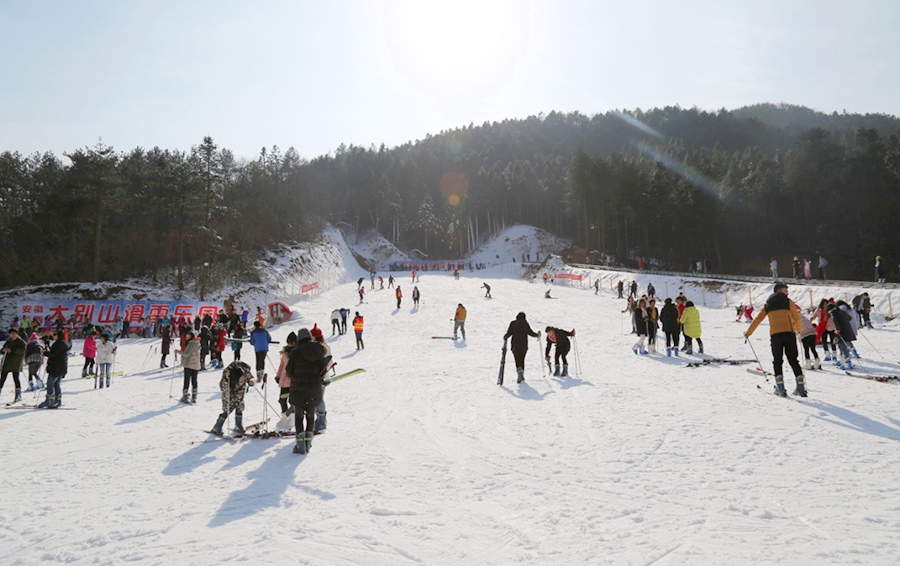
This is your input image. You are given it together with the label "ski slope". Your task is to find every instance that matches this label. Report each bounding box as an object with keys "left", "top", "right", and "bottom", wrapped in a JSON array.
[{"left": 1, "top": 265, "right": 899, "bottom": 565}]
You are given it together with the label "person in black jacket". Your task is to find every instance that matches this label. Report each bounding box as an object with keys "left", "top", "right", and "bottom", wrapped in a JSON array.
[
  {"left": 25, "top": 333, "right": 45, "bottom": 391},
  {"left": 659, "top": 298, "right": 681, "bottom": 356},
  {"left": 286, "top": 328, "right": 327, "bottom": 454},
  {"left": 198, "top": 325, "right": 211, "bottom": 370},
  {"left": 503, "top": 312, "right": 540, "bottom": 384},
  {"left": 544, "top": 327, "right": 575, "bottom": 377},
  {"left": 1, "top": 328, "right": 27, "bottom": 402},
  {"left": 40, "top": 330, "right": 70, "bottom": 408}
]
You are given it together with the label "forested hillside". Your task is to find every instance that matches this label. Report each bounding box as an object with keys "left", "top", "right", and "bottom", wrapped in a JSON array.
[{"left": 2, "top": 103, "right": 899, "bottom": 291}]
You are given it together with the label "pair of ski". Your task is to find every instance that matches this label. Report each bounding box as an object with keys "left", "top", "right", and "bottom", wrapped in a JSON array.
[
  {"left": 4, "top": 403, "right": 76, "bottom": 410},
  {"left": 683, "top": 358, "right": 756, "bottom": 368},
  {"left": 83, "top": 371, "right": 124, "bottom": 379},
  {"left": 748, "top": 366, "right": 899, "bottom": 384}
]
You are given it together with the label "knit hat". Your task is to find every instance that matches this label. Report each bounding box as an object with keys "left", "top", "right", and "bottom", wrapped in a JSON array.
[
  {"left": 286, "top": 331, "right": 298, "bottom": 344},
  {"left": 310, "top": 324, "right": 323, "bottom": 339},
  {"left": 29, "top": 332, "right": 38, "bottom": 341},
  {"left": 297, "top": 328, "right": 312, "bottom": 342}
]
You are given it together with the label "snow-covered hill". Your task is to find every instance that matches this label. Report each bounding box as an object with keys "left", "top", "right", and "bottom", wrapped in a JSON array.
[{"left": 1, "top": 227, "right": 899, "bottom": 565}]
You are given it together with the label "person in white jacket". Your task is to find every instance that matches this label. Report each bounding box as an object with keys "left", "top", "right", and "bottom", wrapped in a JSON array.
[{"left": 96, "top": 334, "right": 117, "bottom": 389}]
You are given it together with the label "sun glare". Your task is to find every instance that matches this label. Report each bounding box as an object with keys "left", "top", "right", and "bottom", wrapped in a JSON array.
[{"left": 383, "top": 0, "right": 528, "bottom": 99}]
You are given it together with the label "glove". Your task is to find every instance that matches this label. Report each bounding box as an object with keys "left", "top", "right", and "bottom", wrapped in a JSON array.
[
  {"left": 570, "top": 329, "right": 575, "bottom": 336},
  {"left": 545, "top": 356, "right": 550, "bottom": 362}
]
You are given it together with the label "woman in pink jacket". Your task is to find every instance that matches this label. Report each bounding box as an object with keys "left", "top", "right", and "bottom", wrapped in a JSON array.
[{"left": 82, "top": 331, "right": 98, "bottom": 377}]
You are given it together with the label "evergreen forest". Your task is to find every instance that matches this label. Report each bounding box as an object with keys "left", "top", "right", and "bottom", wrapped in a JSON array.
[{"left": 2, "top": 103, "right": 900, "bottom": 292}]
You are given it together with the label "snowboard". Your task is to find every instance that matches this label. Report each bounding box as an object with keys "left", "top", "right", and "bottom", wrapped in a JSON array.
[{"left": 498, "top": 338, "right": 508, "bottom": 385}]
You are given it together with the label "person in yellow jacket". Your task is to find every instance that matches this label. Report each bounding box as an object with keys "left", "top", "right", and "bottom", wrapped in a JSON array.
[
  {"left": 677, "top": 301, "right": 703, "bottom": 355},
  {"left": 453, "top": 304, "right": 467, "bottom": 341},
  {"left": 744, "top": 282, "right": 806, "bottom": 397}
]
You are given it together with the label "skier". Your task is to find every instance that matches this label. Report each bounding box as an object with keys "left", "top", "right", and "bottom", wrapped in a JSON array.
[
  {"left": 395, "top": 286, "right": 403, "bottom": 309},
  {"left": 340, "top": 307, "right": 350, "bottom": 333},
  {"left": 678, "top": 301, "right": 704, "bottom": 355},
  {"left": 798, "top": 311, "right": 820, "bottom": 370},
  {"left": 544, "top": 326, "right": 575, "bottom": 376},
  {"left": 482, "top": 283, "right": 492, "bottom": 298},
  {"left": 388, "top": 274, "right": 395, "bottom": 288},
  {"left": 358, "top": 286, "right": 365, "bottom": 304},
  {"left": 352, "top": 312, "right": 365, "bottom": 350},
  {"left": 817, "top": 254, "right": 828, "bottom": 280},
  {"left": 160, "top": 324, "right": 172, "bottom": 368},
  {"left": 647, "top": 298, "right": 660, "bottom": 354},
  {"left": 803, "top": 258, "right": 812, "bottom": 279},
  {"left": 213, "top": 325, "right": 227, "bottom": 369},
  {"left": 286, "top": 327, "right": 327, "bottom": 454},
  {"left": 357, "top": 277, "right": 364, "bottom": 290},
  {"left": 632, "top": 298, "right": 650, "bottom": 355},
  {"left": 623, "top": 296, "right": 636, "bottom": 333},
  {"left": 82, "top": 330, "right": 97, "bottom": 377},
  {"left": 647, "top": 282, "right": 656, "bottom": 299},
  {"left": 829, "top": 302, "right": 858, "bottom": 368},
  {"left": 860, "top": 292, "right": 873, "bottom": 329},
  {"left": 811, "top": 298, "right": 837, "bottom": 361},
  {"left": 659, "top": 298, "right": 681, "bottom": 356},
  {"left": 875, "top": 256, "right": 886, "bottom": 283},
  {"left": 249, "top": 320, "right": 272, "bottom": 381},
  {"left": 617, "top": 280, "right": 624, "bottom": 299},
  {"left": 275, "top": 331, "right": 297, "bottom": 416},
  {"left": 770, "top": 257, "right": 778, "bottom": 279},
  {"left": 179, "top": 329, "right": 201, "bottom": 403},
  {"left": 231, "top": 323, "right": 245, "bottom": 361},
  {"left": 412, "top": 286, "right": 421, "bottom": 308},
  {"left": 25, "top": 333, "right": 45, "bottom": 391},
  {"left": 453, "top": 304, "right": 467, "bottom": 341},
  {"left": 1, "top": 328, "right": 27, "bottom": 402},
  {"left": 331, "top": 309, "right": 341, "bottom": 335},
  {"left": 209, "top": 360, "right": 255, "bottom": 435},
  {"left": 379, "top": 276, "right": 384, "bottom": 289},
  {"left": 39, "top": 329, "right": 69, "bottom": 408},
  {"left": 594, "top": 279, "right": 599, "bottom": 295},
  {"left": 544, "top": 289, "right": 552, "bottom": 299},
  {"left": 630, "top": 280, "right": 638, "bottom": 298},
  {"left": 198, "top": 324, "right": 211, "bottom": 370},
  {"left": 96, "top": 333, "right": 117, "bottom": 388},
  {"left": 503, "top": 312, "right": 540, "bottom": 384},
  {"left": 793, "top": 256, "right": 801, "bottom": 279},
  {"left": 311, "top": 325, "right": 332, "bottom": 434},
  {"left": 744, "top": 282, "right": 806, "bottom": 397}
]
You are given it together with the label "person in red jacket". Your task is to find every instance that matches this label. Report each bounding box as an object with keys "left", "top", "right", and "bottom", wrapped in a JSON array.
[
  {"left": 352, "top": 312, "right": 364, "bottom": 350},
  {"left": 395, "top": 286, "right": 403, "bottom": 309},
  {"left": 214, "top": 325, "right": 227, "bottom": 369}
]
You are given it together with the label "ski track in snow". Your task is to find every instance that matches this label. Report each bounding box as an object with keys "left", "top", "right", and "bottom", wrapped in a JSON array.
[{"left": 2, "top": 260, "right": 900, "bottom": 564}]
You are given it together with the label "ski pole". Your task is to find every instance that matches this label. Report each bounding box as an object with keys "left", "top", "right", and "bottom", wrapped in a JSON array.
[
  {"left": 572, "top": 335, "right": 582, "bottom": 378},
  {"left": 855, "top": 328, "right": 883, "bottom": 360},
  {"left": 744, "top": 335, "right": 768, "bottom": 382}
]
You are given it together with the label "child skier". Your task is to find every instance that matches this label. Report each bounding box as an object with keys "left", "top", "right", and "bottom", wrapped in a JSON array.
[{"left": 545, "top": 326, "right": 575, "bottom": 376}]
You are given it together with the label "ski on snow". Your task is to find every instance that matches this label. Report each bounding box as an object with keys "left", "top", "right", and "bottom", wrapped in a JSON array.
[
  {"left": 683, "top": 358, "right": 756, "bottom": 368},
  {"left": 324, "top": 368, "right": 366, "bottom": 386},
  {"left": 4, "top": 404, "right": 77, "bottom": 410}
]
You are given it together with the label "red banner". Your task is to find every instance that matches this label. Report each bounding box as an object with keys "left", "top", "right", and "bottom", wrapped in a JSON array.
[
  {"left": 301, "top": 282, "right": 319, "bottom": 293},
  {"left": 556, "top": 273, "right": 582, "bottom": 281}
]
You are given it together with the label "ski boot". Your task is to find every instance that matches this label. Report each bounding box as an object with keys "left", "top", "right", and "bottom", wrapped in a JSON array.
[
  {"left": 553, "top": 364, "right": 560, "bottom": 377},
  {"left": 27, "top": 381, "right": 36, "bottom": 392},
  {"left": 37, "top": 378, "right": 45, "bottom": 390},
  {"left": 179, "top": 389, "right": 191, "bottom": 404},
  {"left": 640, "top": 349, "right": 648, "bottom": 355},
  {"left": 191, "top": 389, "right": 197, "bottom": 404},
  {"left": 38, "top": 396, "right": 52, "bottom": 409},
  {"left": 13, "top": 388, "right": 22, "bottom": 403},
  {"left": 560, "top": 365, "right": 569, "bottom": 378},
  {"left": 304, "top": 430, "right": 314, "bottom": 453},
  {"left": 673, "top": 347, "right": 679, "bottom": 357},
  {"left": 666, "top": 347, "right": 671, "bottom": 357},
  {"left": 823, "top": 353, "right": 831, "bottom": 362},
  {"left": 814, "top": 359, "right": 821, "bottom": 370},
  {"left": 698, "top": 345, "right": 704, "bottom": 354},
  {"left": 211, "top": 415, "right": 226, "bottom": 435},
  {"left": 516, "top": 368, "right": 525, "bottom": 384},
  {"left": 632, "top": 346, "right": 639, "bottom": 355},
  {"left": 683, "top": 348, "right": 693, "bottom": 355},
  {"left": 314, "top": 411, "right": 327, "bottom": 433},
  {"left": 773, "top": 375, "right": 787, "bottom": 397},
  {"left": 793, "top": 374, "right": 808, "bottom": 398},
  {"left": 106, "top": 377, "right": 111, "bottom": 388},
  {"left": 293, "top": 432, "right": 307, "bottom": 454},
  {"left": 851, "top": 348, "right": 859, "bottom": 359},
  {"left": 233, "top": 414, "right": 244, "bottom": 435},
  {"left": 804, "top": 360, "right": 812, "bottom": 370}
]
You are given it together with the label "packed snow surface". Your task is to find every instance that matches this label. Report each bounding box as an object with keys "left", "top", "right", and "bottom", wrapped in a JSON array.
[{"left": 2, "top": 234, "right": 899, "bottom": 565}]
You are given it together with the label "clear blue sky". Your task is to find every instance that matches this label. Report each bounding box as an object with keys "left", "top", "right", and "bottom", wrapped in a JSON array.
[{"left": 2, "top": 0, "right": 899, "bottom": 161}]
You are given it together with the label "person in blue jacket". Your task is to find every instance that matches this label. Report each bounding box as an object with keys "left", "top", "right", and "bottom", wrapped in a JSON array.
[{"left": 249, "top": 320, "right": 272, "bottom": 380}]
